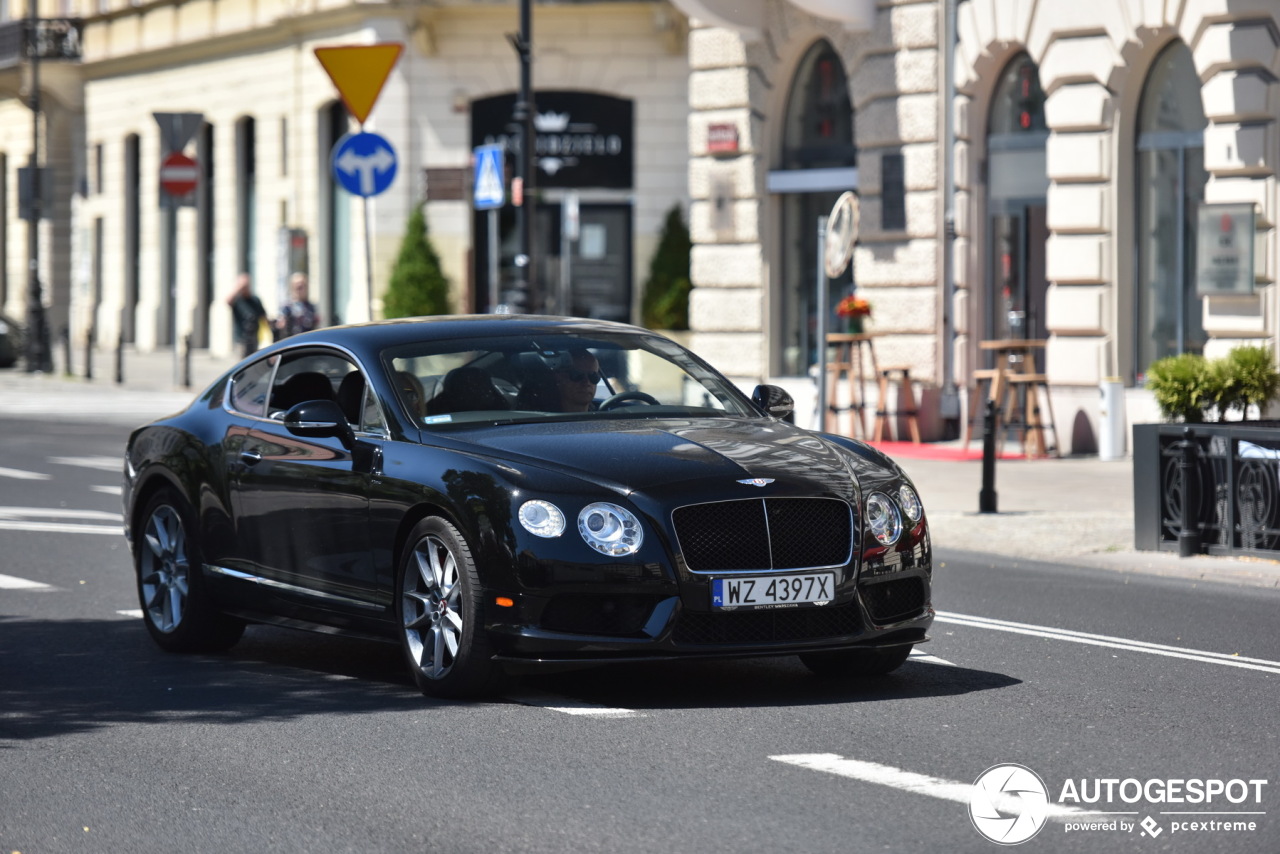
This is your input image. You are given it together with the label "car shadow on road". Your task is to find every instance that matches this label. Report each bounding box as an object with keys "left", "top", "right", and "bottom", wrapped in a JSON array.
[
  {"left": 0, "top": 617, "right": 425, "bottom": 744},
  {"left": 1, "top": 616, "right": 1019, "bottom": 743}
]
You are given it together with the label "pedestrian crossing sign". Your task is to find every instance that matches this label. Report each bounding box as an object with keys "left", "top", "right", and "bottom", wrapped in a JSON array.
[{"left": 473, "top": 144, "right": 505, "bottom": 210}]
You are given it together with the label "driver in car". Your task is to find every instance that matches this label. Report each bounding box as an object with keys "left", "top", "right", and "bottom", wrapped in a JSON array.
[{"left": 551, "top": 349, "right": 603, "bottom": 412}]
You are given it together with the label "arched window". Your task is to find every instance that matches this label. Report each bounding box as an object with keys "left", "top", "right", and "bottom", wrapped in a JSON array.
[
  {"left": 985, "top": 54, "right": 1049, "bottom": 358},
  {"left": 1135, "top": 42, "right": 1207, "bottom": 380},
  {"left": 777, "top": 41, "right": 855, "bottom": 376}
]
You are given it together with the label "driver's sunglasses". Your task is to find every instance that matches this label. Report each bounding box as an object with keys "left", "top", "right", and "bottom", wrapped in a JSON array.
[{"left": 558, "top": 369, "right": 602, "bottom": 384}]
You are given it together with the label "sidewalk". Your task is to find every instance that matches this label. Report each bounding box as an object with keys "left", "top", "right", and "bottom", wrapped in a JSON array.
[{"left": 2, "top": 348, "right": 1277, "bottom": 588}]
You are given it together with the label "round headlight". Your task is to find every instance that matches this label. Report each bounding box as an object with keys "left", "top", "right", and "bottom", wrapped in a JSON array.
[
  {"left": 898, "top": 484, "right": 923, "bottom": 523},
  {"left": 866, "top": 492, "right": 903, "bottom": 546},
  {"left": 578, "top": 502, "right": 644, "bottom": 556},
  {"left": 518, "top": 500, "right": 566, "bottom": 538}
]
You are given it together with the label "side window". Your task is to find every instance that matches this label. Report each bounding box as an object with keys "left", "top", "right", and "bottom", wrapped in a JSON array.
[
  {"left": 228, "top": 356, "right": 278, "bottom": 417},
  {"left": 268, "top": 350, "right": 351, "bottom": 418},
  {"left": 360, "top": 385, "right": 387, "bottom": 433}
]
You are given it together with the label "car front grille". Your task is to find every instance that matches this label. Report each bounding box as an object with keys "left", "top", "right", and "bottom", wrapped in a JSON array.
[
  {"left": 672, "top": 600, "right": 862, "bottom": 645},
  {"left": 860, "top": 577, "right": 927, "bottom": 624},
  {"left": 672, "top": 497, "right": 853, "bottom": 572}
]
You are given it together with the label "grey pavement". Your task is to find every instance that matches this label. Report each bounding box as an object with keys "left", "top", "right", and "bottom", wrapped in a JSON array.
[{"left": 2, "top": 347, "right": 1277, "bottom": 589}]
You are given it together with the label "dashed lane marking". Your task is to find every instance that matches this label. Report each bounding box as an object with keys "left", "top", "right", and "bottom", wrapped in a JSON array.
[
  {"left": 770, "top": 754, "right": 1087, "bottom": 821},
  {"left": 0, "top": 466, "right": 51, "bottom": 481},
  {"left": 909, "top": 649, "right": 956, "bottom": 666},
  {"left": 506, "top": 690, "right": 642, "bottom": 718},
  {"left": 0, "top": 573, "right": 53, "bottom": 590},
  {"left": 49, "top": 456, "right": 122, "bottom": 472},
  {"left": 936, "top": 611, "right": 1280, "bottom": 675},
  {"left": 0, "top": 506, "right": 122, "bottom": 536},
  {"left": 92, "top": 485, "right": 123, "bottom": 496}
]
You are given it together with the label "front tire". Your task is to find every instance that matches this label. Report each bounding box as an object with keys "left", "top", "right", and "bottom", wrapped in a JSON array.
[
  {"left": 135, "top": 488, "right": 244, "bottom": 653},
  {"left": 397, "top": 517, "right": 505, "bottom": 699},
  {"left": 799, "top": 644, "right": 912, "bottom": 678}
]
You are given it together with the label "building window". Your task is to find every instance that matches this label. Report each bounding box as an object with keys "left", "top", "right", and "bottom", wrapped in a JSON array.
[
  {"left": 1135, "top": 41, "right": 1207, "bottom": 382},
  {"left": 777, "top": 40, "right": 855, "bottom": 376},
  {"left": 236, "top": 117, "right": 257, "bottom": 288}
]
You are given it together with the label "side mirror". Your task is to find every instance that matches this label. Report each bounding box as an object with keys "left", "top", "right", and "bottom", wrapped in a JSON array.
[
  {"left": 284, "top": 399, "right": 355, "bottom": 447},
  {"left": 752, "top": 384, "right": 794, "bottom": 420}
]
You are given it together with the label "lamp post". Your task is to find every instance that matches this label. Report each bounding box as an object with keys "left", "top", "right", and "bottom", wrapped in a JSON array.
[
  {"left": 508, "top": 0, "right": 537, "bottom": 312},
  {"left": 24, "top": 5, "right": 52, "bottom": 373}
]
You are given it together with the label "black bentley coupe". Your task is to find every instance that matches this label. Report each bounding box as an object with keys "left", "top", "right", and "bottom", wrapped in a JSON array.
[{"left": 123, "top": 316, "right": 933, "bottom": 697}]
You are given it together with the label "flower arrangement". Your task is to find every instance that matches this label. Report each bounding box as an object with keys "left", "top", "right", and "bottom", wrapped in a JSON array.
[
  {"left": 835, "top": 294, "right": 872, "bottom": 333},
  {"left": 835, "top": 295, "right": 872, "bottom": 319}
]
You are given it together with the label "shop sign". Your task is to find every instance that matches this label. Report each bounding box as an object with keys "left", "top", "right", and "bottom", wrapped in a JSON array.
[{"left": 1197, "top": 203, "right": 1255, "bottom": 295}]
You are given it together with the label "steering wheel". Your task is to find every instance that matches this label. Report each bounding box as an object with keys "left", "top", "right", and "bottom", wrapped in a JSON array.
[{"left": 598, "top": 390, "right": 661, "bottom": 410}]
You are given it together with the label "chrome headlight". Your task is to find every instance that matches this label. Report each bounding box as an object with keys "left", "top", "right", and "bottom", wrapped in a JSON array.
[
  {"left": 518, "top": 500, "right": 566, "bottom": 538},
  {"left": 897, "top": 484, "right": 923, "bottom": 523},
  {"left": 866, "top": 492, "right": 903, "bottom": 546},
  {"left": 578, "top": 502, "right": 643, "bottom": 556}
]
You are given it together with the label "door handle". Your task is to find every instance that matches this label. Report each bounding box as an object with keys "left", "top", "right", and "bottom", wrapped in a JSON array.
[{"left": 240, "top": 449, "right": 263, "bottom": 465}]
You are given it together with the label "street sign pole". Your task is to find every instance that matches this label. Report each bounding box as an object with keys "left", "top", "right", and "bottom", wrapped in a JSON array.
[
  {"left": 315, "top": 43, "right": 403, "bottom": 322},
  {"left": 816, "top": 192, "right": 858, "bottom": 432},
  {"left": 488, "top": 209, "right": 499, "bottom": 312},
  {"left": 25, "top": 2, "right": 52, "bottom": 373},
  {"left": 815, "top": 217, "right": 828, "bottom": 430},
  {"left": 153, "top": 112, "right": 202, "bottom": 387}
]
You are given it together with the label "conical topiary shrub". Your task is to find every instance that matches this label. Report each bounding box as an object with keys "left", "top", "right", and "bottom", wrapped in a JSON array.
[
  {"left": 383, "top": 204, "right": 451, "bottom": 318},
  {"left": 640, "top": 204, "right": 692, "bottom": 331}
]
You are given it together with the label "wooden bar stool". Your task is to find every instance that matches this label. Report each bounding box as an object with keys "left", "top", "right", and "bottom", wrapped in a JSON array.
[
  {"left": 825, "top": 333, "right": 877, "bottom": 438},
  {"left": 874, "top": 366, "right": 921, "bottom": 443},
  {"left": 1006, "top": 373, "right": 1059, "bottom": 457}
]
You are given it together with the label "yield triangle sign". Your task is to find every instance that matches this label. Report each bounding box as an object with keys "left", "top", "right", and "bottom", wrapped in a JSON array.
[
  {"left": 315, "top": 43, "right": 403, "bottom": 124},
  {"left": 473, "top": 145, "right": 505, "bottom": 210}
]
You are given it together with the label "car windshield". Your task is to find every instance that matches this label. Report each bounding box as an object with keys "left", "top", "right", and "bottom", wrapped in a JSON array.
[{"left": 383, "top": 330, "right": 757, "bottom": 426}]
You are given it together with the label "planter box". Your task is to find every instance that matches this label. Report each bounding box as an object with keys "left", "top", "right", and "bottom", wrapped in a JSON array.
[{"left": 1134, "top": 421, "right": 1280, "bottom": 557}]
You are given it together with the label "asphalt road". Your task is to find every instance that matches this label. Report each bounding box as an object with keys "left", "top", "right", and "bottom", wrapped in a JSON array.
[{"left": 1, "top": 419, "right": 1277, "bottom": 853}]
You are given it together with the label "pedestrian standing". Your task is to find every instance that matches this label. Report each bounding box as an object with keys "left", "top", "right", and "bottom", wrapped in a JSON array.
[
  {"left": 227, "top": 273, "right": 268, "bottom": 358},
  {"left": 276, "top": 273, "right": 322, "bottom": 338}
]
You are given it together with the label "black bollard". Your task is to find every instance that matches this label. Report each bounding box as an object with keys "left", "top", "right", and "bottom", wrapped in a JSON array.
[
  {"left": 115, "top": 332, "right": 125, "bottom": 385},
  {"left": 60, "top": 326, "right": 72, "bottom": 376},
  {"left": 182, "top": 334, "right": 192, "bottom": 389},
  {"left": 84, "top": 324, "right": 94, "bottom": 381},
  {"left": 1177, "top": 427, "right": 1200, "bottom": 557},
  {"left": 979, "top": 397, "right": 998, "bottom": 513}
]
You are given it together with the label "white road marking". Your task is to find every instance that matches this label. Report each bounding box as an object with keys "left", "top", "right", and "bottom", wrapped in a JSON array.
[
  {"left": 92, "top": 485, "right": 123, "bottom": 496},
  {"left": 0, "top": 521, "right": 120, "bottom": 535},
  {"left": 0, "top": 507, "right": 122, "bottom": 535},
  {"left": 506, "top": 690, "right": 641, "bottom": 718},
  {"left": 936, "top": 611, "right": 1280, "bottom": 675},
  {"left": 0, "top": 573, "right": 53, "bottom": 590},
  {"left": 770, "top": 754, "right": 1087, "bottom": 821},
  {"left": 49, "top": 455, "right": 122, "bottom": 472},
  {"left": 117, "top": 609, "right": 143, "bottom": 619},
  {"left": 0, "top": 466, "right": 51, "bottom": 481},
  {"left": 908, "top": 649, "right": 956, "bottom": 666}
]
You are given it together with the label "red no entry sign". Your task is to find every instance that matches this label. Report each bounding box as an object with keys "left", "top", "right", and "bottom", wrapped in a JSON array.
[{"left": 159, "top": 151, "right": 198, "bottom": 197}]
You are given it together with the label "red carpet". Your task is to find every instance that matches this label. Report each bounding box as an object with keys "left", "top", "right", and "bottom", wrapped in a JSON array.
[{"left": 863, "top": 440, "right": 1025, "bottom": 461}]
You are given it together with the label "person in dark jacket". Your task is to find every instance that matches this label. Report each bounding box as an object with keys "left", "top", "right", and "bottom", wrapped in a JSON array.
[{"left": 227, "top": 273, "right": 268, "bottom": 358}]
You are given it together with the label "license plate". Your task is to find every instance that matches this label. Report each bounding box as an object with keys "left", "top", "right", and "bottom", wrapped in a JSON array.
[{"left": 711, "top": 572, "right": 835, "bottom": 610}]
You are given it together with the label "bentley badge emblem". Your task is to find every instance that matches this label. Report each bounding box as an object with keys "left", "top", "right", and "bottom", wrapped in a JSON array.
[{"left": 737, "top": 478, "right": 775, "bottom": 487}]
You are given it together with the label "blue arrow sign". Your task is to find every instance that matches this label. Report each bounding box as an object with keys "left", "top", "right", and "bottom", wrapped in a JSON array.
[
  {"left": 332, "top": 131, "right": 397, "bottom": 198},
  {"left": 473, "top": 144, "right": 505, "bottom": 210}
]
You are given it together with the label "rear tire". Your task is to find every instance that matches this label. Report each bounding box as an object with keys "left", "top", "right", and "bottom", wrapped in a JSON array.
[
  {"left": 135, "top": 488, "right": 245, "bottom": 653},
  {"left": 799, "top": 645, "right": 912, "bottom": 678},
  {"left": 397, "top": 517, "right": 505, "bottom": 699}
]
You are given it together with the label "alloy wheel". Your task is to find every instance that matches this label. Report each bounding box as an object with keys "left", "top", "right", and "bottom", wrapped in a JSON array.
[
  {"left": 140, "top": 504, "right": 189, "bottom": 633},
  {"left": 401, "top": 534, "right": 464, "bottom": 680}
]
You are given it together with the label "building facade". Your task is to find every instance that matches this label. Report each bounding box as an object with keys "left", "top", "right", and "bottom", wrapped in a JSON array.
[
  {"left": 3, "top": 0, "right": 1279, "bottom": 458},
  {"left": 0, "top": 0, "right": 690, "bottom": 362},
  {"left": 676, "top": 0, "right": 1280, "bottom": 453}
]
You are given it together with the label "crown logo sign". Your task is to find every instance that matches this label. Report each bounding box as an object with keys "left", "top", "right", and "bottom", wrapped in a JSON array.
[{"left": 533, "top": 111, "right": 571, "bottom": 132}]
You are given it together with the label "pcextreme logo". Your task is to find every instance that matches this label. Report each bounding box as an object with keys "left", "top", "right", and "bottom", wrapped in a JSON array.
[{"left": 969, "top": 763, "right": 1270, "bottom": 845}]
